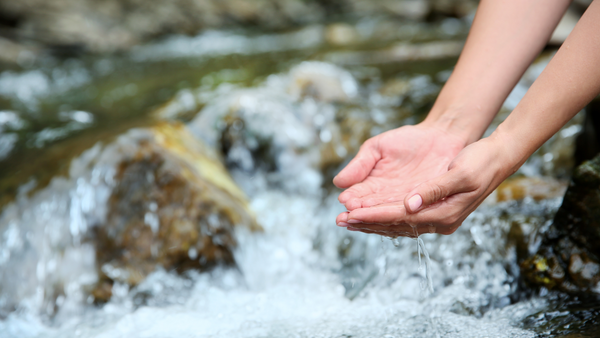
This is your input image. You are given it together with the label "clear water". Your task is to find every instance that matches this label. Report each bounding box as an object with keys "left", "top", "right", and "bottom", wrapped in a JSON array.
[{"left": 0, "top": 20, "right": 595, "bottom": 337}]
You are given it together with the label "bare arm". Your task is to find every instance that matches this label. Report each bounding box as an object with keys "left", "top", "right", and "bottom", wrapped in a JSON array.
[
  {"left": 496, "top": 0, "right": 600, "bottom": 173},
  {"left": 394, "top": 0, "right": 600, "bottom": 233},
  {"left": 423, "top": 0, "right": 571, "bottom": 144},
  {"left": 335, "top": 0, "right": 572, "bottom": 233}
]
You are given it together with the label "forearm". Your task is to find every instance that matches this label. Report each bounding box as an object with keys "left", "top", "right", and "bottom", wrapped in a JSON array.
[
  {"left": 422, "top": 0, "right": 571, "bottom": 145},
  {"left": 494, "top": 0, "right": 600, "bottom": 173}
]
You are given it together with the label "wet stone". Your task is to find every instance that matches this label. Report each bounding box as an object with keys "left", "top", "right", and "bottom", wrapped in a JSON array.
[
  {"left": 522, "top": 155, "right": 600, "bottom": 292},
  {"left": 91, "top": 122, "right": 260, "bottom": 302},
  {"left": 490, "top": 176, "right": 568, "bottom": 203}
]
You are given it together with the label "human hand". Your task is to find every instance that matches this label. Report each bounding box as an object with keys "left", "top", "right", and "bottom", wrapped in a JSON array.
[
  {"left": 338, "top": 132, "right": 517, "bottom": 237},
  {"left": 333, "top": 123, "right": 467, "bottom": 236}
]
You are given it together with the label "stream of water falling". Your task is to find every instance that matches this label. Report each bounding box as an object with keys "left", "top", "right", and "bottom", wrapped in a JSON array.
[{"left": 0, "top": 21, "right": 598, "bottom": 338}]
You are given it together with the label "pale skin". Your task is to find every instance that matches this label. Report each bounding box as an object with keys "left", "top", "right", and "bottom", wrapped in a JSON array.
[{"left": 334, "top": 0, "right": 600, "bottom": 237}]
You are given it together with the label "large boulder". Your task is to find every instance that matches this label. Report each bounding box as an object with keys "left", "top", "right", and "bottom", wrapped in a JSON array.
[
  {"left": 521, "top": 155, "right": 600, "bottom": 292},
  {"left": 92, "top": 122, "right": 260, "bottom": 301},
  {"left": 0, "top": 122, "right": 259, "bottom": 313}
]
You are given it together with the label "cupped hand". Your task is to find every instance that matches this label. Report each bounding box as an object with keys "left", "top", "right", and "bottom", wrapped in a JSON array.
[
  {"left": 333, "top": 123, "right": 467, "bottom": 235},
  {"left": 338, "top": 132, "right": 516, "bottom": 237}
]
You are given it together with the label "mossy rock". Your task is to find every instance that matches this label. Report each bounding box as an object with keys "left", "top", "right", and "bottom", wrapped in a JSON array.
[
  {"left": 92, "top": 122, "right": 260, "bottom": 302},
  {"left": 521, "top": 155, "right": 600, "bottom": 292}
]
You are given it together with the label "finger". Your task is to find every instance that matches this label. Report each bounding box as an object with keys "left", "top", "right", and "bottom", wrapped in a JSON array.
[
  {"left": 344, "top": 198, "right": 362, "bottom": 211},
  {"left": 336, "top": 212, "right": 350, "bottom": 227},
  {"left": 404, "top": 168, "right": 476, "bottom": 213},
  {"left": 333, "top": 140, "right": 381, "bottom": 189},
  {"left": 347, "top": 203, "right": 407, "bottom": 225},
  {"left": 404, "top": 191, "right": 481, "bottom": 234}
]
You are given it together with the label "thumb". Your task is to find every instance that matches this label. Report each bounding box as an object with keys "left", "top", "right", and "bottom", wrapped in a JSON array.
[
  {"left": 404, "top": 169, "right": 470, "bottom": 213},
  {"left": 333, "top": 140, "right": 381, "bottom": 188}
]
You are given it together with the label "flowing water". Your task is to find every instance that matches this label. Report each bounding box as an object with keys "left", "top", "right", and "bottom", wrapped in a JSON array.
[{"left": 1, "top": 19, "right": 599, "bottom": 338}]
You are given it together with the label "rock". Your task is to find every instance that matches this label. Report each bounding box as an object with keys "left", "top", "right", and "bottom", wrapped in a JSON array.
[
  {"left": 288, "top": 61, "right": 359, "bottom": 103},
  {"left": 318, "top": 106, "right": 374, "bottom": 174},
  {"left": 575, "top": 99, "right": 600, "bottom": 166},
  {"left": 521, "top": 155, "right": 600, "bottom": 292},
  {"left": 378, "top": 78, "right": 412, "bottom": 98},
  {"left": 489, "top": 176, "right": 567, "bottom": 203},
  {"left": 374, "top": 74, "right": 442, "bottom": 112},
  {"left": 0, "top": 37, "right": 39, "bottom": 66},
  {"left": 325, "top": 23, "right": 361, "bottom": 46},
  {"left": 92, "top": 122, "right": 259, "bottom": 301},
  {"left": 177, "top": 61, "right": 419, "bottom": 194},
  {"left": 0, "top": 0, "right": 320, "bottom": 56},
  {"left": 0, "top": 0, "right": 477, "bottom": 63},
  {"left": 184, "top": 61, "right": 398, "bottom": 195},
  {"left": 0, "top": 121, "right": 259, "bottom": 311}
]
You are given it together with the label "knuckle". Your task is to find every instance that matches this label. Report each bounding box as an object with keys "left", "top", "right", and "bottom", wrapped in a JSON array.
[
  {"left": 452, "top": 167, "right": 478, "bottom": 191},
  {"left": 428, "top": 183, "right": 447, "bottom": 203},
  {"left": 361, "top": 138, "right": 376, "bottom": 150}
]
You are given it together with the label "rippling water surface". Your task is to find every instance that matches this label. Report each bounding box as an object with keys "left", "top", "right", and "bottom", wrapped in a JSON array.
[{"left": 0, "top": 19, "right": 598, "bottom": 337}]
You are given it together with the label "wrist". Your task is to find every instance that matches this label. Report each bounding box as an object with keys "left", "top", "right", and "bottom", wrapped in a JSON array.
[
  {"left": 420, "top": 106, "right": 486, "bottom": 147},
  {"left": 487, "top": 122, "right": 530, "bottom": 178}
]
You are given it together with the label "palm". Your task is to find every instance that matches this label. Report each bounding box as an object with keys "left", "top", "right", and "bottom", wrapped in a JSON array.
[{"left": 335, "top": 125, "right": 465, "bottom": 226}]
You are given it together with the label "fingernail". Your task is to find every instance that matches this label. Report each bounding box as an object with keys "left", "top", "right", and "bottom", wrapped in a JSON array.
[
  {"left": 408, "top": 194, "right": 422, "bottom": 212},
  {"left": 347, "top": 219, "right": 362, "bottom": 224},
  {"left": 337, "top": 222, "right": 350, "bottom": 227},
  {"left": 347, "top": 227, "right": 359, "bottom": 231}
]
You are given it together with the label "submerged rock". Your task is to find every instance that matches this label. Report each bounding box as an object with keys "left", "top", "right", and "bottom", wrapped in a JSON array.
[{"left": 522, "top": 155, "right": 600, "bottom": 292}]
